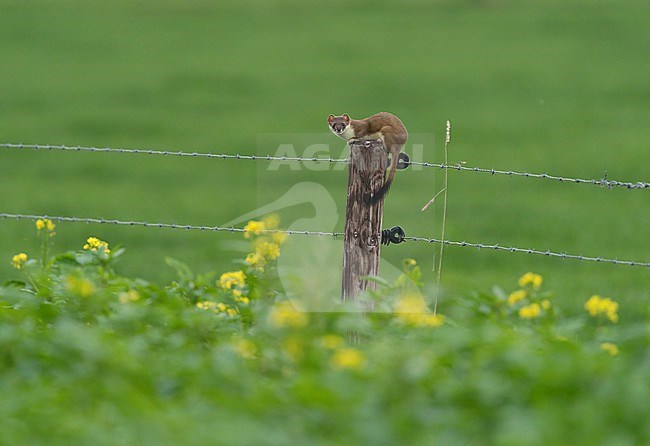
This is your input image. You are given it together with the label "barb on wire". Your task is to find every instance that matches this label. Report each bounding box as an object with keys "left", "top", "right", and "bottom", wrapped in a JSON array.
[
  {"left": 1, "top": 142, "right": 648, "bottom": 190},
  {"left": 1, "top": 212, "right": 648, "bottom": 268}
]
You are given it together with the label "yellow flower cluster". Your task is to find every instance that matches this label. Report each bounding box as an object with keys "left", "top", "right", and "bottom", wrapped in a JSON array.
[
  {"left": 518, "top": 272, "right": 543, "bottom": 290},
  {"left": 600, "top": 342, "right": 619, "bottom": 356},
  {"left": 518, "top": 303, "right": 541, "bottom": 319},
  {"left": 196, "top": 301, "right": 238, "bottom": 317},
  {"left": 271, "top": 232, "right": 288, "bottom": 245},
  {"left": 219, "top": 271, "right": 250, "bottom": 306},
  {"left": 243, "top": 220, "right": 266, "bottom": 239},
  {"left": 219, "top": 271, "right": 246, "bottom": 290},
  {"left": 65, "top": 276, "right": 96, "bottom": 297},
  {"left": 268, "top": 301, "right": 308, "bottom": 328},
  {"left": 330, "top": 347, "right": 366, "bottom": 371},
  {"left": 255, "top": 241, "right": 280, "bottom": 260},
  {"left": 507, "top": 290, "right": 527, "bottom": 306},
  {"left": 263, "top": 214, "right": 280, "bottom": 230},
  {"left": 36, "top": 218, "right": 56, "bottom": 236},
  {"left": 320, "top": 335, "right": 366, "bottom": 371},
  {"left": 394, "top": 294, "right": 444, "bottom": 327},
  {"left": 232, "top": 289, "right": 250, "bottom": 305},
  {"left": 508, "top": 273, "right": 552, "bottom": 319},
  {"left": 584, "top": 295, "right": 619, "bottom": 323},
  {"left": 12, "top": 253, "right": 27, "bottom": 269},
  {"left": 119, "top": 290, "right": 140, "bottom": 304},
  {"left": 511, "top": 294, "right": 551, "bottom": 319},
  {"left": 244, "top": 242, "right": 281, "bottom": 272},
  {"left": 245, "top": 252, "right": 264, "bottom": 269},
  {"left": 83, "top": 237, "right": 110, "bottom": 254},
  {"left": 242, "top": 216, "right": 286, "bottom": 271}
]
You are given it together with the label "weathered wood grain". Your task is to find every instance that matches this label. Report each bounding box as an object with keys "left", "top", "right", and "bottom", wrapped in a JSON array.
[{"left": 341, "top": 139, "right": 387, "bottom": 309}]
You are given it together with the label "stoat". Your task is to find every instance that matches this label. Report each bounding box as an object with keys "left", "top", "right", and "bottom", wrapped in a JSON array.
[{"left": 328, "top": 112, "right": 408, "bottom": 202}]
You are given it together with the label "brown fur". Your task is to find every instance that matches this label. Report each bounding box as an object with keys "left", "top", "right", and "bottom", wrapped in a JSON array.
[{"left": 328, "top": 112, "right": 408, "bottom": 202}]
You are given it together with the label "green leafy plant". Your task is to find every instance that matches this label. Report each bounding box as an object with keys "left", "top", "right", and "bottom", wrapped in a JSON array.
[{"left": 1, "top": 219, "right": 647, "bottom": 446}]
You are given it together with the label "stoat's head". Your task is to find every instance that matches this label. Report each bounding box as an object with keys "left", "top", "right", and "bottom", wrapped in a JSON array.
[{"left": 328, "top": 113, "right": 351, "bottom": 138}]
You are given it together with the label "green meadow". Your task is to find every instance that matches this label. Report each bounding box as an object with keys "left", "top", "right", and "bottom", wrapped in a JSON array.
[{"left": 1, "top": 1, "right": 650, "bottom": 443}]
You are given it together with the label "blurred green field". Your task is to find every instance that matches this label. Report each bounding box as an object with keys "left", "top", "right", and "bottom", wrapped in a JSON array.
[
  {"left": 2, "top": 228, "right": 648, "bottom": 444},
  {"left": 1, "top": 0, "right": 649, "bottom": 315}
]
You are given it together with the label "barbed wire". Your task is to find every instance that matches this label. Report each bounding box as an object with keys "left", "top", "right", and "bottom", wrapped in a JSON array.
[
  {"left": 0, "top": 142, "right": 348, "bottom": 163},
  {"left": 404, "top": 236, "right": 649, "bottom": 268},
  {"left": 2, "top": 142, "right": 648, "bottom": 190},
  {"left": 407, "top": 161, "right": 650, "bottom": 189},
  {"left": 0, "top": 213, "right": 342, "bottom": 238},
  {"left": 1, "top": 212, "right": 648, "bottom": 268}
]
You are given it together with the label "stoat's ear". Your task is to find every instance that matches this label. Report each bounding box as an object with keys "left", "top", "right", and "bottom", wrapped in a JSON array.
[
  {"left": 343, "top": 113, "right": 350, "bottom": 123},
  {"left": 328, "top": 114, "right": 335, "bottom": 124}
]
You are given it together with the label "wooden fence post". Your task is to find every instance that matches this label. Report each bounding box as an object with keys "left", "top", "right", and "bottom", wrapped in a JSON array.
[{"left": 341, "top": 139, "right": 387, "bottom": 309}]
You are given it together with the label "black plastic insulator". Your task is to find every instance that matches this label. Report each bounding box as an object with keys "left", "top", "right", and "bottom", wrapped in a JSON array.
[
  {"left": 381, "top": 226, "right": 406, "bottom": 246},
  {"left": 397, "top": 152, "right": 410, "bottom": 170}
]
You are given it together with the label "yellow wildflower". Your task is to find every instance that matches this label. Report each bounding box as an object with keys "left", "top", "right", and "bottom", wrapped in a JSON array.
[
  {"left": 197, "top": 301, "right": 237, "bottom": 317},
  {"left": 584, "top": 295, "right": 619, "bottom": 323},
  {"left": 600, "top": 343, "right": 619, "bottom": 356},
  {"left": 197, "top": 301, "right": 218, "bottom": 312},
  {"left": 507, "top": 290, "right": 527, "bottom": 306},
  {"left": 518, "top": 272, "right": 543, "bottom": 290},
  {"left": 235, "top": 295, "right": 250, "bottom": 305},
  {"left": 519, "top": 303, "right": 541, "bottom": 319},
  {"left": 12, "top": 253, "right": 28, "bottom": 269},
  {"left": 119, "top": 290, "right": 140, "bottom": 303},
  {"left": 268, "top": 301, "right": 308, "bottom": 328},
  {"left": 262, "top": 214, "right": 280, "bottom": 230},
  {"left": 36, "top": 218, "right": 56, "bottom": 236},
  {"left": 243, "top": 220, "right": 266, "bottom": 239},
  {"left": 420, "top": 314, "right": 445, "bottom": 327},
  {"left": 219, "top": 271, "right": 246, "bottom": 290},
  {"left": 394, "top": 293, "right": 427, "bottom": 313},
  {"left": 36, "top": 218, "right": 55, "bottom": 231},
  {"left": 541, "top": 299, "right": 551, "bottom": 310},
  {"left": 231, "top": 289, "right": 250, "bottom": 304},
  {"left": 330, "top": 347, "right": 366, "bottom": 371},
  {"left": 83, "top": 237, "right": 110, "bottom": 254},
  {"left": 245, "top": 252, "right": 265, "bottom": 269},
  {"left": 65, "top": 276, "right": 96, "bottom": 297},
  {"left": 320, "top": 334, "right": 345, "bottom": 350},
  {"left": 271, "top": 231, "right": 288, "bottom": 245},
  {"left": 256, "top": 241, "right": 280, "bottom": 260},
  {"left": 393, "top": 293, "right": 444, "bottom": 327},
  {"left": 404, "top": 311, "right": 444, "bottom": 327}
]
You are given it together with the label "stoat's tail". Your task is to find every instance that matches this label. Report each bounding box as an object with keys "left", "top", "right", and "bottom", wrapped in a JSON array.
[{"left": 368, "top": 155, "right": 398, "bottom": 204}]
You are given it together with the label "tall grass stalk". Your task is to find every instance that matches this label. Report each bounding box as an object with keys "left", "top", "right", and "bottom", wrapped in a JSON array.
[{"left": 434, "top": 120, "right": 451, "bottom": 315}]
